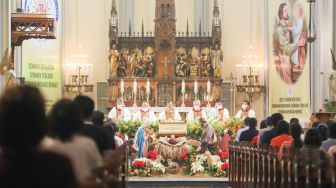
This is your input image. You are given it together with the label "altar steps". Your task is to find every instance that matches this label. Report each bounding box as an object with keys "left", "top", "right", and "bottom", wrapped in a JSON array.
[{"left": 128, "top": 177, "right": 229, "bottom": 188}]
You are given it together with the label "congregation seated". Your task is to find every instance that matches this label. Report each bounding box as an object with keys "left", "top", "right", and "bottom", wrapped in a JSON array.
[
  {"left": 258, "top": 116, "right": 272, "bottom": 144},
  {"left": 74, "top": 96, "right": 115, "bottom": 154},
  {"left": 45, "top": 99, "right": 102, "bottom": 184},
  {"left": 270, "top": 120, "right": 291, "bottom": 150},
  {"left": 278, "top": 122, "right": 303, "bottom": 159},
  {"left": 260, "top": 113, "right": 284, "bottom": 145},
  {"left": 239, "top": 118, "right": 259, "bottom": 142},
  {"left": 235, "top": 117, "right": 250, "bottom": 141},
  {"left": 321, "top": 120, "right": 336, "bottom": 152},
  {"left": 0, "top": 86, "right": 77, "bottom": 187},
  {"left": 317, "top": 124, "right": 328, "bottom": 142}
]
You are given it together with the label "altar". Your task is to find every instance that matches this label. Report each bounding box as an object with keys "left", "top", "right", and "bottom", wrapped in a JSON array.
[{"left": 107, "top": 0, "right": 224, "bottom": 108}]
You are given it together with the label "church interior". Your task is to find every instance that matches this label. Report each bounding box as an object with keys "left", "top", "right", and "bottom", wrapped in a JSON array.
[{"left": 0, "top": 0, "right": 336, "bottom": 187}]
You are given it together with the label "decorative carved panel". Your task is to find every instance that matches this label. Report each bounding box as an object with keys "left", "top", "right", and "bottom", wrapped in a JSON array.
[{"left": 158, "top": 83, "right": 173, "bottom": 107}]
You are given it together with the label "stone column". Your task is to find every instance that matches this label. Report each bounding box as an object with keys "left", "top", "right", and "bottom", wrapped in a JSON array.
[
  {"left": 312, "top": 0, "right": 334, "bottom": 111},
  {"left": 0, "top": 0, "right": 10, "bottom": 93}
]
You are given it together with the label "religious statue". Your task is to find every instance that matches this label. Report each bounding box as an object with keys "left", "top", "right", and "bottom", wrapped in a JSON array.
[
  {"left": 134, "top": 120, "right": 151, "bottom": 158},
  {"left": 211, "top": 44, "right": 223, "bottom": 78},
  {"left": 186, "top": 100, "right": 207, "bottom": 121},
  {"left": 200, "top": 48, "right": 212, "bottom": 77},
  {"left": 158, "top": 102, "right": 181, "bottom": 121},
  {"left": 129, "top": 48, "right": 142, "bottom": 76},
  {"left": 189, "top": 47, "right": 200, "bottom": 77},
  {"left": 117, "top": 49, "right": 129, "bottom": 77},
  {"left": 107, "top": 98, "right": 131, "bottom": 122},
  {"left": 235, "top": 100, "right": 256, "bottom": 119},
  {"left": 109, "top": 44, "right": 119, "bottom": 77},
  {"left": 210, "top": 99, "right": 230, "bottom": 121},
  {"left": 142, "top": 47, "right": 155, "bottom": 77},
  {"left": 175, "top": 48, "right": 189, "bottom": 77},
  {"left": 133, "top": 101, "right": 157, "bottom": 122}
]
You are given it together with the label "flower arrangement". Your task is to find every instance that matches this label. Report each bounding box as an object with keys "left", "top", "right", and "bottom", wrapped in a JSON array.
[
  {"left": 189, "top": 150, "right": 229, "bottom": 177},
  {"left": 177, "top": 150, "right": 189, "bottom": 165},
  {"left": 117, "top": 120, "right": 159, "bottom": 138},
  {"left": 207, "top": 118, "right": 226, "bottom": 136},
  {"left": 117, "top": 120, "right": 142, "bottom": 137},
  {"left": 212, "top": 161, "right": 229, "bottom": 177},
  {"left": 129, "top": 158, "right": 166, "bottom": 176},
  {"left": 323, "top": 99, "right": 336, "bottom": 112},
  {"left": 187, "top": 121, "right": 203, "bottom": 139},
  {"left": 223, "top": 119, "right": 244, "bottom": 140},
  {"left": 218, "top": 151, "right": 229, "bottom": 162},
  {"left": 130, "top": 158, "right": 152, "bottom": 176},
  {"left": 150, "top": 121, "right": 159, "bottom": 132},
  {"left": 147, "top": 150, "right": 158, "bottom": 160}
]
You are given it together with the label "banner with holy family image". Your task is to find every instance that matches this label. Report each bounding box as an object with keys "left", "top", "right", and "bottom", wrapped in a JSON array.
[{"left": 268, "top": 0, "right": 311, "bottom": 121}]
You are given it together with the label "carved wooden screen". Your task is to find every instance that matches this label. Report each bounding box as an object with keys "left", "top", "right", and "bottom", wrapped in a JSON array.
[{"left": 158, "top": 83, "right": 173, "bottom": 107}]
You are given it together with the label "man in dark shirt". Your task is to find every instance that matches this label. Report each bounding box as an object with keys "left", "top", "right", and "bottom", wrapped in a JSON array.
[
  {"left": 260, "top": 113, "right": 284, "bottom": 145},
  {"left": 74, "top": 96, "right": 115, "bottom": 154},
  {"left": 239, "top": 118, "right": 259, "bottom": 142}
]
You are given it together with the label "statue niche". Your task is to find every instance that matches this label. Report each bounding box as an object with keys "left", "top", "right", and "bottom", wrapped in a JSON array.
[
  {"left": 175, "top": 47, "right": 189, "bottom": 77},
  {"left": 117, "top": 47, "right": 155, "bottom": 78}
]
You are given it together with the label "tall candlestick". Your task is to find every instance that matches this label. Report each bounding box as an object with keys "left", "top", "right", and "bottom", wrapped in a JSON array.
[
  {"left": 194, "top": 80, "right": 198, "bottom": 94},
  {"left": 146, "top": 79, "right": 150, "bottom": 94},
  {"left": 207, "top": 80, "right": 211, "bottom": 94},
  {"left": 120, "top": 79, "right": 124, "bottom": 93},
  {"left": 181, "top": 80, "right": 185, "bottom": 93},
  {"left": 133, "top": 79, "right": 137, "bottom": 94}
]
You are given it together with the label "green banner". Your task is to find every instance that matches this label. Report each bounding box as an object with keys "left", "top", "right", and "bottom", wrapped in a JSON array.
[{"left": 22, "top": 0, "right": 62, "bottom": 110}]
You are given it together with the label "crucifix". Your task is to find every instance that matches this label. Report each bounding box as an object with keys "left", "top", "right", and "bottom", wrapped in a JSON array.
[
  {"left": 226, "top": 72, "right": 237, "bottom": 115},
  {"left": 162, "top": 57, "right": 170, "bottom": 79}
]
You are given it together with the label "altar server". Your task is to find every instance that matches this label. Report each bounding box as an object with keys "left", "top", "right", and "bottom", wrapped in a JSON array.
[
  {"left": 235, "top": 100, "right": 256, "bottom": 119},
  {"left": 158, "top": 102, "right": 181, "bottom": 121},
  {"left": 108, "top": 98, "right": 131, "bottom": 122},
  {"left": 186, "top": 100, "right": 207, "bottom": 121},
  {"left": 133, "top": 101, "right": 157, "bottom": 122},
  {"left": 210, "top": 99, "right": 230, "bottom": 121}
]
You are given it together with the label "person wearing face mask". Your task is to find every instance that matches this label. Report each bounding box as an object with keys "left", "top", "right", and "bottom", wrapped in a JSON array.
[
  {"left": 187, "top": 100, "right": 207, "bottom": 121},
  {"left": 158, "top": 102, "right": 181, "bottom": 121},
  {"left": 133, "top": 101, "right": 157, "bottom": 122},
  {"left": 108, "top": 98, "right": 131, "bottom": 122},
  {"left": 210, "top": 99, "right": 230, "bottom": 121},
  {"left": 235, "top": 100, "right": 256, "bottom": 119}
]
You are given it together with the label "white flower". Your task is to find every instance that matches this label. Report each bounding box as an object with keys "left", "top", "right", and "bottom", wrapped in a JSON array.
[{"left": 190, "top": 161, "right": 205, "bottom": 174}]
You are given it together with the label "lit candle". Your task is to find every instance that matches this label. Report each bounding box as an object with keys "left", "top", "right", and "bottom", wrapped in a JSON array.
[
  {"left": 146, "top": 79, "right": 150, "bottom": 94},
  {"left": 207, "top": 80, "right": 211, "bottom": 94},
  {"left": 194, "top": 80, "right": 198, "bottom": 94},
  {"left": 133, "top": 79, "right": 137, "bottom": 94},
  {"left": 181, "top": 80, "right": 185, "bottom": 93},
  {"left": 120, "top": 79, "right": 124, "bottom": 93}
]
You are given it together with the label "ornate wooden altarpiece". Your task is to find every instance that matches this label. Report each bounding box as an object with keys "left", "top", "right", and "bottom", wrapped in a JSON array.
[{"left": 108, "top": 0, "right": 223, "bottom": 107}]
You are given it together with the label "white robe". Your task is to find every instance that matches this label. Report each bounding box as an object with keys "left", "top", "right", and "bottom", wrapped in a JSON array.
[
  {"left": 107, "top": 107, "right": 131, "bottom": 121},
  {"left": 235, "top": 109, "right": 256, "bottom": 119},
  {"left": 158, "top": 110, "right": 182, "bottom": 121},
  {"left": 186, "top": 108, "right": 207, "bottom": 121},
  {"left": 133, "top": 110, "right": 157, "bottom": 122},
  {"left": 210, "top": 108, "right": 230, "bottom": 121}
]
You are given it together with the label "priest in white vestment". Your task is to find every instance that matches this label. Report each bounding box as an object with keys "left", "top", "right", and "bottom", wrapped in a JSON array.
[
  {"left": 133, "top": 101, "right": 157, "bottom": 122},
  {"left": 210, "top": 99, "right": 229, "bottom": 121},
  {"left": 186, "top": 100, "right": 207, "bottom": 121},
  {"left": 107, "top": 98, "right": 131, "bottom": 122},
  {"left": 235, "top": 100, "right": 256, "bottom": 119},
  {"left": 158, "top": 102, "right": 181, "bottom": 121}
]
